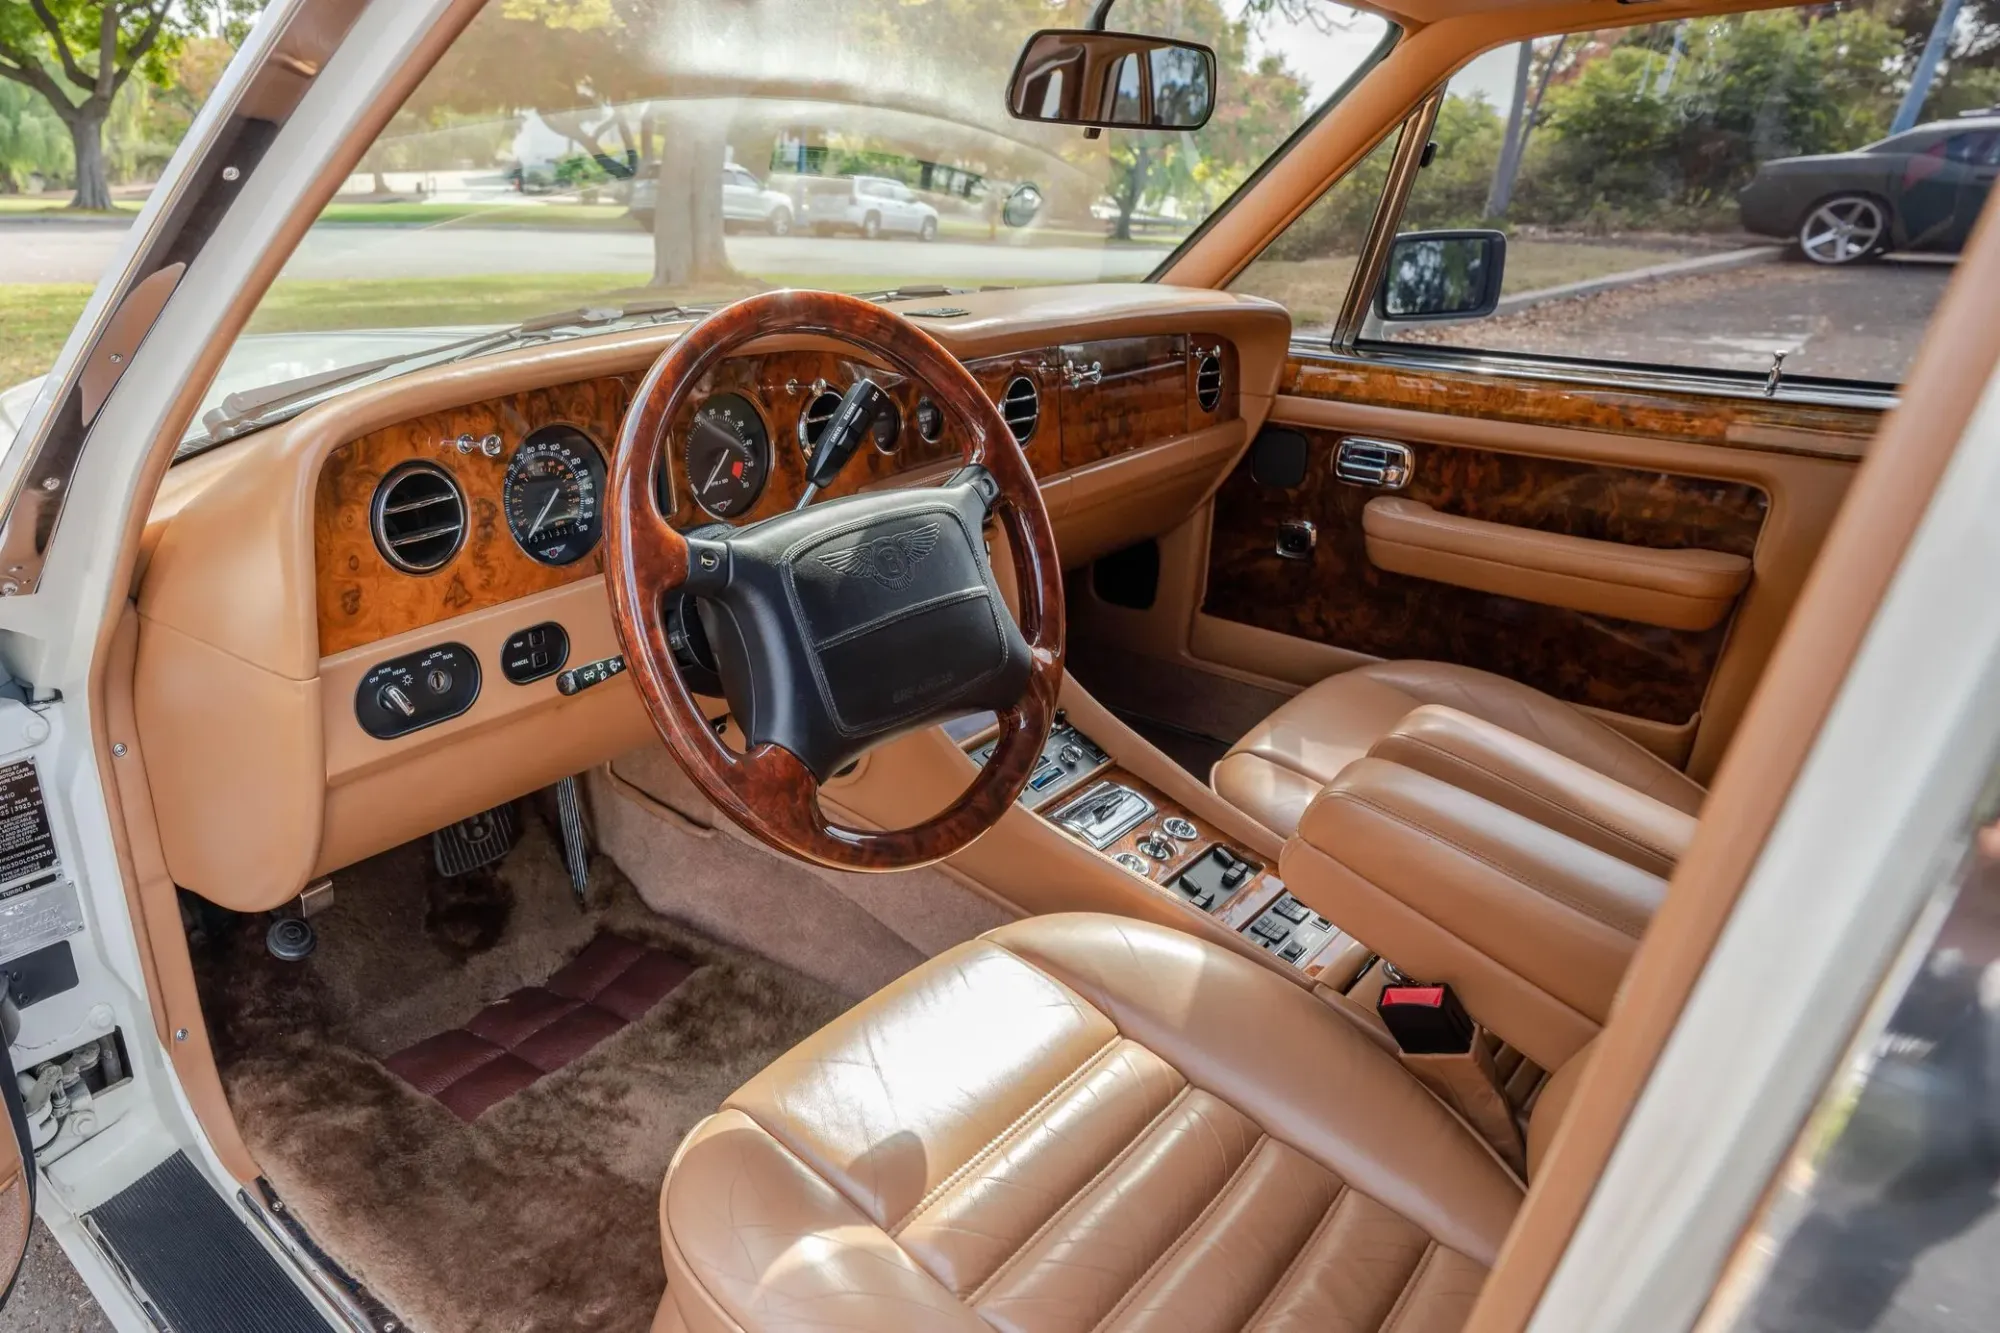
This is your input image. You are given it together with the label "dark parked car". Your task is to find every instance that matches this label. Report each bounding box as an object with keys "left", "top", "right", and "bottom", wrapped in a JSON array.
[{"left": 1739, "top": 115, "right": 2000, "bottom": 265}]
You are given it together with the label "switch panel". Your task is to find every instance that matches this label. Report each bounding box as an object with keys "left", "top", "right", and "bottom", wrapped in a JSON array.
[
  {"left": 501, "top": 622, "right": 570, "bottom": 685},
  {"left": 1170, "top": 845, "right": 1261, "bottom": 913},
  {"left": 1240, "top": 887, "right": 1337, "bottom": 968},
  {"left": 972, "top": 718, "right": 1108, "bottom": 809},
  {"left": 356, "top": 643, "right": 481, "bottom": 739}
]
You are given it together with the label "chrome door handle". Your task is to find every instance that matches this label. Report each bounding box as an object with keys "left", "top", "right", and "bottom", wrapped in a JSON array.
[
  {"left": 1062, "top": 359, "right": 1102, "bottom": 389},
  {"left": 1333, "top": 437, "right": 1412, "bottom": 489}
]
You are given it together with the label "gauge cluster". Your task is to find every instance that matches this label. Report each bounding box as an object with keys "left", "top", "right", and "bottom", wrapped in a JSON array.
[{"left": 503, "top": 425, "right": 607, "bottom": 566}]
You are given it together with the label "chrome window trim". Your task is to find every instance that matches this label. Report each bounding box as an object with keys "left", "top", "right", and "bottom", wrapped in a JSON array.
[
  {"left": 1288, "top": 341, "right": 1899, "bottom": 414},
  {"left": 1331, "top": 90, "right": 1442, "bottom": 347}
]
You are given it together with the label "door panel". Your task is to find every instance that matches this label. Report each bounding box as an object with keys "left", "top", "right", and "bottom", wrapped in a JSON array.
[
  {"left": 1178, "top": 353, "right": 1865, "bottom": 778},
  {"left": 1203, "top": 425, "right": 1767, "bottom": 725}
]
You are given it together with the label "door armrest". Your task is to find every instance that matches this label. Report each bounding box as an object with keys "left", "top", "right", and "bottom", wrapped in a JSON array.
[{"left": 1362, "top": 497, "right": 1750, "bottom": 631}]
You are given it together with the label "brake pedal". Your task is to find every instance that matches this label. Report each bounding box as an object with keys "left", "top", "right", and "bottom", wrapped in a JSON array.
[{"left": 432, "top": 803, "right": 519, "bottom": 877}]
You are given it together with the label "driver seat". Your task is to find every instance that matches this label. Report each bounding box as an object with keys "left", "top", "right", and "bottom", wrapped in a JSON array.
[{"left": 656, "top": 914, "right": 1580, "bottom": 1332}]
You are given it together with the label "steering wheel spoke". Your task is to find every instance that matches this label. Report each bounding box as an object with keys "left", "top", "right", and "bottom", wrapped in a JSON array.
[{"left": 606, "top": 290, "right": 1065, "bottom": 871}]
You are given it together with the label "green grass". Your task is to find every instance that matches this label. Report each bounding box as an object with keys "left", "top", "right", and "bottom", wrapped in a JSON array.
[
  {"left": 0, "top": 283, "right": 91, "bottom": 389},
  {"left": 0, "top": 197, "right": 140, "bottom": 218},
  {"left": 1233, "top": 240, "right": 1689, "bottom": 333},
  {"left": 315, "top": 201, "right": 639, "bottom": 229}
]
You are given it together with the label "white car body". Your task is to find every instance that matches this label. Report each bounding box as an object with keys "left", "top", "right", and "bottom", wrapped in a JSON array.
[
  {"left": 721, "top": 164, "right": 794, "bottom": 233},
  {"left": 800, "top": 174, "right": 939, "bottom": 240}
]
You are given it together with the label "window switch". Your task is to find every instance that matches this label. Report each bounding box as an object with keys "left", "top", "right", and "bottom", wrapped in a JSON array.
[
  {"left": 1272, "top": 896, "right": 1309, "bottom": 923},
  {"left": 1281, "top": 940, "right": 1306, "bottom": 962}
]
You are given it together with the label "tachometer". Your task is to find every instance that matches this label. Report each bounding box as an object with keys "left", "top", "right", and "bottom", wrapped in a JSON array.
[
  {"left": 503, "top": 425, "right": 606, "bottom": 566},
  {"left": 685, "top": 392, "right": 770, "bottom": 519}
]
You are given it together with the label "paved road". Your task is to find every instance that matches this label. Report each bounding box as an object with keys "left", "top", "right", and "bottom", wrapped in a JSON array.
[
  {"left": 0, "top": 1225, "right": 110, "bottom": 1333},
  {"left": 0, "top": 219, "right": 1169, "bottom": 287},
  {"left": 1393, "top": 255, "right": 1953, "bottom": 384}
]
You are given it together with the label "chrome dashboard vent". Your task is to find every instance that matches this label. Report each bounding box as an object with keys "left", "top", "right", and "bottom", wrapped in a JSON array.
[
  {"left": 799, "top": 389, "right": 843, "bottom": 453},
  {"left": 1195, "top": 350, "right": 1224, "bottom": 412},
  {"left": 1000, "top": 375, "right": 1040, "bottom": 444},
  {"left": 371, "top": 461, "right": 466, "bottom": 573}
]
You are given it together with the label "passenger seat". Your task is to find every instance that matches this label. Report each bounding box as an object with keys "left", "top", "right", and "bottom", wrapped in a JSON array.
[{"left": 1212, "top": 660, "right": 1705, "bottom": 841}]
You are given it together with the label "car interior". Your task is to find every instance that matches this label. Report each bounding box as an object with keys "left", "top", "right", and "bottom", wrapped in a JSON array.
[{"left": 46, "top": 0, "right": 2000, "bottom": 1330}]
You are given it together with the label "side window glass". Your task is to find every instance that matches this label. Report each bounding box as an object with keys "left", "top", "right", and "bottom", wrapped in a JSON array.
[
  {"left": 1366, "top": 4, "right": 1983, "bottom": 386},
  {"left": 1112, "top": 53, "right": 1144, "bottom": 122},
  {"left": 1226, "top": 129, "right": 1404, "bottom": 341}
]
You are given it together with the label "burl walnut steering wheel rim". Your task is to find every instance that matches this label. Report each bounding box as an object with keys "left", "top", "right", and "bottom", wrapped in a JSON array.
[{"left": 605, "top": 289, "right": 1065, "bottom": 871}]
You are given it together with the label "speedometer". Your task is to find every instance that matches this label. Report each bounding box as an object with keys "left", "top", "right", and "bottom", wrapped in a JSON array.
[
  {"left": 503, "top": 425, "right": 605, "bottom": 566},
  {"left": 684, "top": 392, "right": 770, "bottom": 520}
]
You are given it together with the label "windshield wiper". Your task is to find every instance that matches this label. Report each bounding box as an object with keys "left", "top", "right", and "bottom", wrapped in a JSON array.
[{"left": 183, "top": 298, "right": 714, "bottom": 456}]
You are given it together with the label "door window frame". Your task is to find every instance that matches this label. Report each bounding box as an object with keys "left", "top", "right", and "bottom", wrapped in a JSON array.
[{"left": 1266, "top": 36, "right": 1908, "bottom": 414}]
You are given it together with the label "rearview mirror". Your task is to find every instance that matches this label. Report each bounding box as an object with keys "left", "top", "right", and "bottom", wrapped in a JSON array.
[
  {"left": 1375, "top": 230, "right": 1508, "bottom": 322},
  {"left": 1007, "top": 29, "right": 1216, "bottom": 131}
]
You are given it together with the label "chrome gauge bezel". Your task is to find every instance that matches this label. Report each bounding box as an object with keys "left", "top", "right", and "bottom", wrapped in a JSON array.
[
  {"left": 502, "top": 425, "right": 607, "bottom": 567},
  {"left": 684, "top": 391, "right": 774, "bottom": 521}
]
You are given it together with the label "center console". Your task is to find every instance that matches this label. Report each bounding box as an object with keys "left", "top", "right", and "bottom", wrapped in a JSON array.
[{"left": 969, "top": 712, "right": 1361, "bottom": 983}]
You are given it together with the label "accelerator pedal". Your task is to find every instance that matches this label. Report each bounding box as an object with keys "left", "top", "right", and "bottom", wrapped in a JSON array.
[
  {"left": 431, "top": 803, "right": 519, "bottom": 878},
  {"left": 555, "top": 775, "right": 590, "bottom": 909}
]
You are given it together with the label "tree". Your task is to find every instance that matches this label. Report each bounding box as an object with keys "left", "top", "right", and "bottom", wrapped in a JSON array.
[{"left": 0, "top": 1, "right": 256, "bottom": 209}]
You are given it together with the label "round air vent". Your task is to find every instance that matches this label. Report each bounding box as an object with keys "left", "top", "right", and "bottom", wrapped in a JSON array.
[
  {"left": 371, "top": 461, "right": 466, "bottom": 573},
  {"left": 1195, "top": 349, "right": 1224, "bottom": 412},
  {"left": 798, "top": 388, "right": 842, "bottom": 454},
  {"left": 999, "top": 375, "right": 1040, "bottom": 445}
]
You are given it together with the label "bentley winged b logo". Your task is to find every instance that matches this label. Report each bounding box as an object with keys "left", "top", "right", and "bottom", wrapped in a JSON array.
[{"left": 816, "top": 522, "right": 942, "bottom": 591}]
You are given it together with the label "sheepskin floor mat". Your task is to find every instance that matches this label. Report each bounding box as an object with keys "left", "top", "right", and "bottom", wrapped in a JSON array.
[{"left": 192, "top": 813, "right": 850, "bottom": 1333}]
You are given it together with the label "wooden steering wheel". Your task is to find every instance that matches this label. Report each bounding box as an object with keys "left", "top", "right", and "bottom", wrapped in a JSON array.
[{"left": 605, "top": 290, "right": 1065, "bottom": 871}]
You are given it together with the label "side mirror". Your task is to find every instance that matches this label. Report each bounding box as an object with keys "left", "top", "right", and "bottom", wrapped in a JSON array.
[
  {"left": 1007, "top": 29, "right": 1216, "bottom": 131},
  {"left": 1002, "top": 183, "right": 1045, "bottom": 228},
  {"left": 1375, "top": 230, "right": 1508, "bottom": 322}
]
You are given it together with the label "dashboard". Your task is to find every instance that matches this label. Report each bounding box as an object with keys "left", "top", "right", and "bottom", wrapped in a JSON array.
[{"left": 131, "top": 285, "right": 1290, "bottom": 912}]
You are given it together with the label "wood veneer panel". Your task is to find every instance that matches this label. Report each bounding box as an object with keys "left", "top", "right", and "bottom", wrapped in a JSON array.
[
  {"left": 1285, "top": 356, "right": 1879, "bottom": 459},
  {"left": 314, "top": 348, "right": 1065, "bottom": 654},
  {"left": 1202, "top": 429, "right": 1770, "bottom": 724},
  {"left": 1059, "top": 335, "right": 1189, "bottom": 468},
  {"left": 315, "top": 377, "right": 633, "bottom": 657}
]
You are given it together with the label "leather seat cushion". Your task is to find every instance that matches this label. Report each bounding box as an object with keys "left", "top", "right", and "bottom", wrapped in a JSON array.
[
  {"left": 659, "top": 913, "right": 1522, "bottom": 1333},
  {"left": 1212, "top": 660, "right": 1706, "bottom": 839}
]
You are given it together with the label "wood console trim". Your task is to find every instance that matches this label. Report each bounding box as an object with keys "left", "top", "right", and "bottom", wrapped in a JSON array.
[{"left": 1284, "top": 354, "right": 1881, "bottom": 461}]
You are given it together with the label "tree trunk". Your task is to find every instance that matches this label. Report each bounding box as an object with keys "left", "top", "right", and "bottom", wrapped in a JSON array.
[
  {"left": 650, "top": 105, "right": 733, "bottom": 289},
  {"left": 1113, "top": 145, "right": 1151, "bottom": 242},
  {"left": 1485, "top": 40, "right": 1534, "bottom": 219},
  {"left": 68, "top": 112, "right": 112, "bottom": 211}
]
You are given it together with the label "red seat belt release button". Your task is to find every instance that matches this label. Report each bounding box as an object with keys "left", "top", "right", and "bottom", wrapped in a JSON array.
[{"left": 1378, "top": 982, "right": 1475, "bottom": 1055}]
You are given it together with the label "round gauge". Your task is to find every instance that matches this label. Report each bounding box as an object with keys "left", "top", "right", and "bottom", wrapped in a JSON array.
[
  {"left": 871, "top": 399, "right": 902, "bottom": 454},
  {"left": 914, "top": 397, "right": 944, "bottom": 444},
  {"left": 503, "top": 425, "right": 606, "bottom": 566},
  {"left": 684, "top": 392, "right": 771, "bottom": 519}
]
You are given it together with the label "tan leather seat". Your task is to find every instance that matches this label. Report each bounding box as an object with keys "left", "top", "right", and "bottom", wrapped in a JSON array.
[
  {"left": 657, "top": 913, "right": 1568, "bottom": 1333},
  {"left": 1212, "top": 660, "right": 1705, "bottom": 840}
]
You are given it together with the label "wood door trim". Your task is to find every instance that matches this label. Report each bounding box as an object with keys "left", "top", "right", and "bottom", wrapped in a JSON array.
[{"left": 1283, "top": 354, "right": 1880, "bottom": 462}]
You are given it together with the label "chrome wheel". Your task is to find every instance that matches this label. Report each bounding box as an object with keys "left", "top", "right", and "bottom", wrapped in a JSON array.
[{"left": 1798, "top": 195, "right": 1887, "bottom": 265}]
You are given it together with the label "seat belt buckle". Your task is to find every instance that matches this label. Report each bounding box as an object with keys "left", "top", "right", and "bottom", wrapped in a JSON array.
[{"left": 1377, "top": 982, "right": 1474, "bottom": 1055}]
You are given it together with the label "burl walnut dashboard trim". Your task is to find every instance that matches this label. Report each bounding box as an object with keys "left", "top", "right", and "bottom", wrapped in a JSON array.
[{"left": 133, "top": 285, "right": 1291, "bottom": 910}]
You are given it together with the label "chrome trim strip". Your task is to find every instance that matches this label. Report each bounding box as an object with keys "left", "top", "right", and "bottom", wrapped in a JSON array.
[
  {"left": 1289, "top": 342, "right": 1898, "bottom": 414},
  {"left": 1332, "top": 89, "right": 1443, "bottom": 348},
  {"left": 238, "top": 1188, "right": 378, "bottom": 1333}
]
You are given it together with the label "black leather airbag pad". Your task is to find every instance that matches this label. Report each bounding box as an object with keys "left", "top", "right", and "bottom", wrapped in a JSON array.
[{"left": 814, "top": 591, "right": 1009, "bottom": 734}]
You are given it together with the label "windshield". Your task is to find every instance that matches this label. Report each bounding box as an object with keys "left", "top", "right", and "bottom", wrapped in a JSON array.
[{"left": 203, "top": 0, "right": 1390, "bottom": 437}]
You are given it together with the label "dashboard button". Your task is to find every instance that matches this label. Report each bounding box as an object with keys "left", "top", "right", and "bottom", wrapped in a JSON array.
[{"left": 502, "top": 622, "right": 569, "bottom": 685}]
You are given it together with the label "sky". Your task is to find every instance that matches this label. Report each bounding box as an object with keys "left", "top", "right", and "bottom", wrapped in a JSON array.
[{"left": 1237, "top": 2, "right": 1522, "bottom": 107}]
